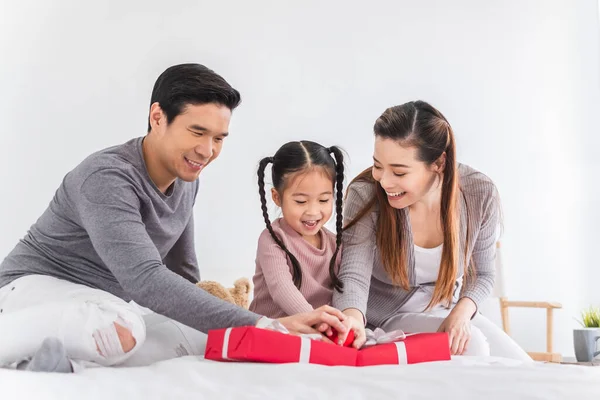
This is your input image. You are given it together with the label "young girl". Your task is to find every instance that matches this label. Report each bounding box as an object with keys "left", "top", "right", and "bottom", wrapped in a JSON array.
[{"left": 249, "top": 141, "right": 345, "bottom": 318}]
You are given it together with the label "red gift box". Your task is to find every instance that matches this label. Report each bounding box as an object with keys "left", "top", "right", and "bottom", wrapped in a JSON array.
[
  {"left": 205, "top": 327, "right": 450, "bottom": 367},
  {"left": 205, "top": 326, "right": 357, "bottom": 366},
  {"left": 357, "top": 332, "right": 451, "bottom": 366}
]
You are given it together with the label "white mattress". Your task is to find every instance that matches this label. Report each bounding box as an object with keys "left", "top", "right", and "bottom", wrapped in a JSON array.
[{"left": 2, "top": 356, "right": 599, "bottom": 399}]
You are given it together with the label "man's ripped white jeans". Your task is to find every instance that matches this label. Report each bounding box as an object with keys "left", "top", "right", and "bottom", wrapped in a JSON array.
[{"left": 0, "top": 275, "right": 147, "bottom": 367}]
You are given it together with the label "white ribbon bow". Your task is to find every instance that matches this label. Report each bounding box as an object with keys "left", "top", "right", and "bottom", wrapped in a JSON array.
[{"left": 362, "top": 327, "right": 406, "bottom": 348}]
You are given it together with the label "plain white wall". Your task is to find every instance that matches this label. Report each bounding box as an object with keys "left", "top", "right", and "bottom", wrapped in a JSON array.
[{"left": 1, "top": 0, "right": 598, "bottom": 357}]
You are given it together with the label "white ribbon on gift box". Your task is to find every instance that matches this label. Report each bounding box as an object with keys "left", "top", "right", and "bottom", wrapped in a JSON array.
[
  {"left": 394, "top": 341, "right": 408, "bottom": 364},
  {"left": 298, "top": 337, "right": 311, "bottom": 363},
  {"left": 361, "top": 327, "right": 409, "bottom": 364},
  {"left": 220, "top": 326, "right": 313, "bottom": 363},
  {"left": 222, "top": 327, "right": 233, "bottom": 360}
]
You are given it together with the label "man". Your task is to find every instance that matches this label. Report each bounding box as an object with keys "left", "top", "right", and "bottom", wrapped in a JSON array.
[{"left": 0, "top": 63, "right": 346, "bottom": 372}]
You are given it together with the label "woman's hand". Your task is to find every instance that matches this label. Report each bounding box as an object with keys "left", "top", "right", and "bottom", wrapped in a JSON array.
[
  {"left": 336, "top": 308, "right": 367, "bottom": 349},
  {"left": 437, "top": 298, "right": 477, "bottom": 355}
]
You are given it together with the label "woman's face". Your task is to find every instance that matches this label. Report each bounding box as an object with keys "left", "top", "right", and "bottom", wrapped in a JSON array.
[{"left": 372, "top": 137, "right": 444, "bottom": 209}]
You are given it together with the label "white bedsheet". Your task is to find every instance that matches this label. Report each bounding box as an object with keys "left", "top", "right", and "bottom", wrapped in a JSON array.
[{"left": 1, "top": 356, "right": 599, "bottom": 399}]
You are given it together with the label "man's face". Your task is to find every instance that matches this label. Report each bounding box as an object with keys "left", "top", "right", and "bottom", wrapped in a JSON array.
[{"left": 150, "top": 103, "right": 232, "bottom": 183}]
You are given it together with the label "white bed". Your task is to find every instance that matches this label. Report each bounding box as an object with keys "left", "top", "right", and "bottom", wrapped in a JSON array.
[{"left": 2, "top": 356, "right": 599, "bottom": 399}]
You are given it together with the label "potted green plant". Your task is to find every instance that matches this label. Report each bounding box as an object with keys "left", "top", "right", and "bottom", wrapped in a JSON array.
[{"left": 574, "top": 306, "right": 600, "bottom": 362}]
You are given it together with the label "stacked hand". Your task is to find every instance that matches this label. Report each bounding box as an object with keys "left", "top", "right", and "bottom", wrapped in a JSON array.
[{"left": 275, "top": 305, "right": 349, "bottom": 344}]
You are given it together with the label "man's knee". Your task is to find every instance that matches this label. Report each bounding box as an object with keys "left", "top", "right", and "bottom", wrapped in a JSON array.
[
  {"left": 88, "top": 309, "right": 146, "bottom": 365},
  {"left": 94, "top": 322, "right": 136, "bottom": 356},
  {"left": 114, "top": 322, "right": 136, "bottom": 353},
  {"left": 465, "top": 326, "right": 490, "bottom": 356}
]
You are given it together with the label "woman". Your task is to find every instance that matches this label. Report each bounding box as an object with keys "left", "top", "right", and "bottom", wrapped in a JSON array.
[{"left": 333, "top": 100, "right": 529, "bottom": 360}]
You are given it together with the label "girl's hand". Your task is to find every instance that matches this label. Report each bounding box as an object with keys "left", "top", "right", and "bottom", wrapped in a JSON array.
[
  {"left": 437, "top": 298, "right": 477, "bottom": 355},
  {"left": 336, "top": 308, "right": 366, "bottom": 349}
]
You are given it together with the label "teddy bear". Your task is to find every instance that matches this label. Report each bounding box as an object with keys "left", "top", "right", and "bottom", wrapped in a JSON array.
[{"left": 196, "top": 277, "right": 252, "bottom": 309}]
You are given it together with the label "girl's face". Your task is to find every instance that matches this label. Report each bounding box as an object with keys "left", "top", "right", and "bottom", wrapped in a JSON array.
[
  {"left": 272, "top": 168, "right": 334, "bottom": 239},
  {"left": 372, "top": 137, "right": 445, "bottom": 209}
]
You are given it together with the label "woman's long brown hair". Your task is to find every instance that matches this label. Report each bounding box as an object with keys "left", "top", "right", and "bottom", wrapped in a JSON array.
[{"left": 345, "top": 101, "right": 467, "bottom": 308}]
